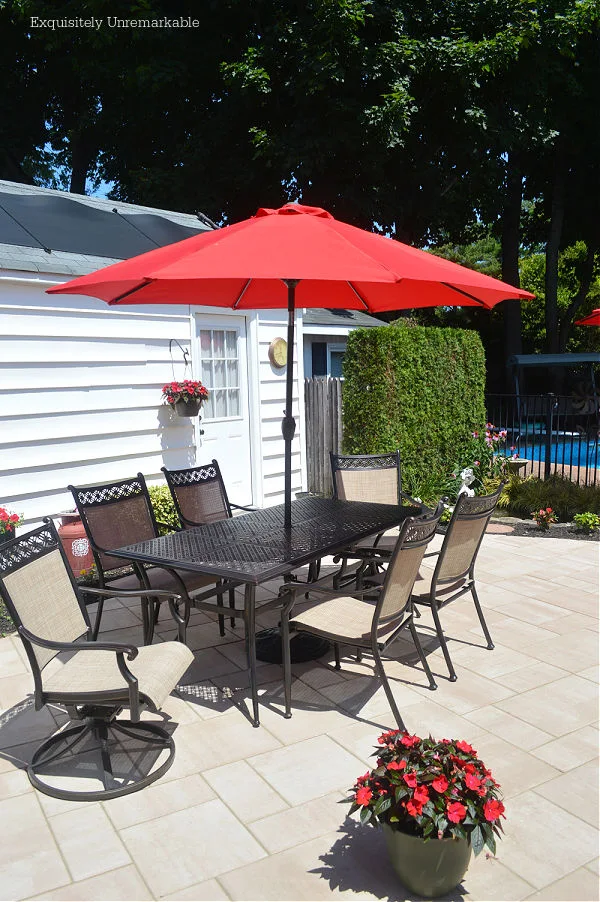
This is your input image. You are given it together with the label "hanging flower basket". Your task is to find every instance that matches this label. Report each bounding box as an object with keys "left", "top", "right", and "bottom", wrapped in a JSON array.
[{"left": 162, "top": 380, "right": 209, "bottom": 418}]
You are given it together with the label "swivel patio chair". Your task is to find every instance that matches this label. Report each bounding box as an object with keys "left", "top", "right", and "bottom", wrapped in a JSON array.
[
  {"left": 410, "top": 484, "right": 505, "bottom": 682},
  {"left": 69, "top": 473, "right": 232, "bottom": 644},
  {"left": 0, "top": 521, "right": 193, "bottom": 800},
  {"left": 161, "top": 460, "right": 254, "bottom": 626},
  {"left": 280, "top": 504, "right": 443, "bottom": 730}
]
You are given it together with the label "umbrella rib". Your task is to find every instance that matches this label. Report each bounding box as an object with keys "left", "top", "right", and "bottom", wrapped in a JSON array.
[
  {"left": 441, "top": 282, "right": 489, "bottom": 307},
  {"left": 233, "top": 279, "right": 252, "bottom": 308},
  {"left": 347, "top": 282, "right": 370, "bottom": 310},
  {"left": 108, "top": 279, "right": 154, "bottom": 304}
]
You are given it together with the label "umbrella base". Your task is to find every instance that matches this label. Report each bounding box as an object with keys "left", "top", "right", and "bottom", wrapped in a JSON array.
[{"left": 255, "top": 627, "right": 330, "bottom": 664}]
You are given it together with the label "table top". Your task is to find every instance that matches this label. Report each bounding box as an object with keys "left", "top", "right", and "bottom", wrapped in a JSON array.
[{"left": 112, "top": 496, "right": 422, "bottom": 584}]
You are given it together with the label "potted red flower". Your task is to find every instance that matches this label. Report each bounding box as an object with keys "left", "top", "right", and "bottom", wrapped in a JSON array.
[
  {"left": 346, "top": 729, "right": 505, "bottom": 898},
  {"left": 0, "top": 506, "right": 24, "bottom": 547},
  {"left": 162, "top": 379, "right": 209, "bottom": 417}
]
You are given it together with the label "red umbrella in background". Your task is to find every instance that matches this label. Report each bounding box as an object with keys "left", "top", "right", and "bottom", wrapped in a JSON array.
[
  {"left": 47, "top": 203, "right": 534, "bottom": 530},
  {"left": 576, "top": 309, "right": 600, "bottom": 326}
]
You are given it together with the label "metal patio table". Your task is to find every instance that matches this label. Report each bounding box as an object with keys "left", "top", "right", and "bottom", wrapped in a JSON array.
[{"left": 111, "top": 496, "right": 422, "bottom": 726}]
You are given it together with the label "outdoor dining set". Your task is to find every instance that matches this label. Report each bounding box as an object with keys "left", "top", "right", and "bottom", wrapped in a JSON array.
[{"left": 0, "top": 450, "right": 503, "bottom": 803}]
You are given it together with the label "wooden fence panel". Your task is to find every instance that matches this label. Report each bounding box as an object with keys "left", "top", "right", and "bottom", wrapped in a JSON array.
[{"left": 304, "top": 377, "right": 343, "bottom": 496}]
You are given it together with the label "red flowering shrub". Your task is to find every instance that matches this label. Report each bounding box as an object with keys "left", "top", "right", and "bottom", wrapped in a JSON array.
[
  {"left": 0, "top": 506, "right": 23, "bottom": 537},
  {"left": 531, "top": 507, "right": 558, "bottom": 530},
  {"left": 161, "top": 380, "right": 209, "bottom": 406},
  {"left": 346, "top": 730, "right": 505, "bottom": 855}
]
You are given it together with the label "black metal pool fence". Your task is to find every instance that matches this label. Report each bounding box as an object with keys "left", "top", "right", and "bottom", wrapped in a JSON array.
[{"left": 486, "top": 393, "right": 600, "bottom": 486}]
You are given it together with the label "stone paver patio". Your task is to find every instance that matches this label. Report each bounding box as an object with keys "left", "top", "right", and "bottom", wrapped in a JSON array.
[{"left": 0, "top": 530, "right": 598, "bottom": 901}]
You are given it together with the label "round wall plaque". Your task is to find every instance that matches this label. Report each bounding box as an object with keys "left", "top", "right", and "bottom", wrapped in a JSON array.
[{"left": 268, "top": 337, "right": 288, "bottom": 368}]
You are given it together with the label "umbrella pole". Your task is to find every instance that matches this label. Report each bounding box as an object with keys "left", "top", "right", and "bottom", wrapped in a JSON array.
[{"left": 282, "top": 280, "right": 299, "bottom": 532}]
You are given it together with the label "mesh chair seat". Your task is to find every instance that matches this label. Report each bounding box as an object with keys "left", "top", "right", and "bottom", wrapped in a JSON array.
[
  {"left": 107, "top": 567, "right": 215, "bottom": 596},
  {"left": 409, "top": 565, "right": 467, "bottom": 601},
  {"left": 291, "top": 595, "right": 404, "bottom": 646},
  {"left": 44, "top": 641, "right": 193, "bottom": 709}
]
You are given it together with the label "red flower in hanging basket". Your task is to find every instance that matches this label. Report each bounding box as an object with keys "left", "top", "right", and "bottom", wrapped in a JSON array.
[
  {"left": 161, "top": 380, "right": 210, "bottom": 407},
  {"left": 0, "top": 505, "right": 23, "bottom": 536}
]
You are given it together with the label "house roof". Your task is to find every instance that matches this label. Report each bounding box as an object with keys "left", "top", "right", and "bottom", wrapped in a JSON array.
[
  {"left": 302, "top": 307, "right": 384, "bottom": 329},
  {"left": 0, "top": 180, "right": 210, "bottom": 275}
]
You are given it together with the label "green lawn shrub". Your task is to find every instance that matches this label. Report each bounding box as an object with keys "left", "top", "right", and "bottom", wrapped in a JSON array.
[
  {"left": 498, "top": 475, "right": 600, "bottom": 521},
  {"left": 147, "top": 484, "right": 180, "bottom": 534},
  {"left": 342, "top": 321, "right": 486, "bottom": 498}
]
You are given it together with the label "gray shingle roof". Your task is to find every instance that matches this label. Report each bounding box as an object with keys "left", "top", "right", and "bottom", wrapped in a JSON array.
[{"left": 303, "top": 308, "right": 385, "bottom": 328}]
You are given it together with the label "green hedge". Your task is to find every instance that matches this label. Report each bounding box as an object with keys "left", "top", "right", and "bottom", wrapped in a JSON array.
[{"left": 342, "top": 321, "right": 486, "bottom": 497}]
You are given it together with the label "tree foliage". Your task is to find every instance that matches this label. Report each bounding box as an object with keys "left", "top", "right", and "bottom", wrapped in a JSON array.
[{"left": 0, "top": 0, "right": 598, "bottom": 357}]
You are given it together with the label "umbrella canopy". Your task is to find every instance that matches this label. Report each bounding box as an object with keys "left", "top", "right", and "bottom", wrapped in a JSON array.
[
  {"left": 576, "top": 309, "right": 600, "bottom": 326},
  {"left": 47, "top": 203, "right": 534, "bottom": 529}
]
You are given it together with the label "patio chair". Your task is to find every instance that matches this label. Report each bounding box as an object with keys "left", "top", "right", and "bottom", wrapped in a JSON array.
[
  {"left": 410, "top": 484, "right": 505, "bottom": 682},
  {"left": 0, "top": 520, "right": 193, "bottom": 800},
  {"left": 161, "top": 460, "right": 254, "bottom": 528},
  {"left": 280, "top": 504, "right": 443, "bottom": 730},
  {"left": 69, "top": 473, "right": 231, "bottom": 644},
  {"left": 161, "top": 461, "right": 254, "bottom": 626},
  {"left": 327, "top": 450, "right": 411, "bottom": 587}
]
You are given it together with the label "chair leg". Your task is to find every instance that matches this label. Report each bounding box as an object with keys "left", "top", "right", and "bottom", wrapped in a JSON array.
[
  {"left": 280, "top": 597, "right": 294, "bottom": 719},
  {"left": 229, "top": 588, "right": 236, "bottom": 627},
  {"left": 334, "top": 642, "right": 341, "bottom": 670},
  {"left": 355, "top": 648, "right": 362, "bottom": 663},
  {"left": 408, "top": 620, "right": 437, "bottom": 690},
  {"left": 90, "top": 596, "right": 104, "bottom": 640},
  {"left": 371, "top": 642, "right": 406, "bottom": 731},
  {"left": 217, "top": 580, "right": 225, "bottom": 637},
  {"left": 471, "top": 584, "right": 494, "bottom": 650},
  {"left": 429, "top": 600, "right": 457, "bottom": 682}
]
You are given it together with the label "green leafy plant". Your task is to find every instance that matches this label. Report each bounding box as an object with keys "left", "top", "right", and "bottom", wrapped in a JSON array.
[
  {"left": 531, "top": 507, "right": 558, "bottom": 530},
  {"left": 346, "top": 729, "right": 505, "bottom": 856},
  {"left": 497, "top": 475, "right": 600, "bottom": 521},
  {"left": 573, "top": 512, "right": 600, "bottom": 533},
  {"left": 147, "top": 485, "right": 180, "bottom": 535},
  {"left": 77, "top": 564, "right": 98, "bottom": 586}
]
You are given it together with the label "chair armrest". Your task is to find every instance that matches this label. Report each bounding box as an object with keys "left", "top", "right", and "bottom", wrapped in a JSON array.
[
  {"left": 284, "top": 583, "right": 377, "bottom": 602},
  {"left": 18, "top": 625, "right": 138, "bottom": 659},
  {"left": 19, "top": 627, "right": 142, "bottom": 719},
  {"left": 83, "top": 586, "right": 182, "bottom": 602},
  {"left": 230, "top": 502, "right": 257, "bottom": 513}
]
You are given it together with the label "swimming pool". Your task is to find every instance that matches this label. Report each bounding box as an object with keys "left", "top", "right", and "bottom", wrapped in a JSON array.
[{"left": 513, "top": 434, "right": 600, "bottom": 469}]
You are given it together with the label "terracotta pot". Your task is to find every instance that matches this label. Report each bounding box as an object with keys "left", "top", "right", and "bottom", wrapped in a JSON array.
[
  {"left": 174, "top": 398, "right": 201, "bottom": 417},
  {"left": 383, "top": 824, "right": 471, "bottom": 898}
]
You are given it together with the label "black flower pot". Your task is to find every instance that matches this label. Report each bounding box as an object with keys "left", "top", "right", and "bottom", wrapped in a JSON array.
[
  {"left": 174, "top": 398, "right": 201, "bottom": 417},
  {"left": 0, "top": 525, "right": 15, "bottom": 547}
]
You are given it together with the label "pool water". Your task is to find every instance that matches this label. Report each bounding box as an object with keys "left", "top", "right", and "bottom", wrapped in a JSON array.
[{"left": 515, "top": 435, "right": 600, "bottom": 469}]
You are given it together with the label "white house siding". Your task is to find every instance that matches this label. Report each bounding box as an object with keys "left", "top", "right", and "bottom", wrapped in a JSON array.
[
  {"left": 0, "top": 272, "right": 200, "bottom": 525},
  {"left": 0, "top": 272, "right": 307, "bottom": 526},
  {"left": 253, "top": 310, "right": 306, "bottom": 507}
]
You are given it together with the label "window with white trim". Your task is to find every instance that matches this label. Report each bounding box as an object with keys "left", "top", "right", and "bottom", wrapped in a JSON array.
[{"left": 199, "top": 329, "right": 241, "bottom": 419}]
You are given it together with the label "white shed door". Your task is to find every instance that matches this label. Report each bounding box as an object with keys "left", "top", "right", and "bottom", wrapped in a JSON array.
[{"left": 195, "top": 315, "right": 253, "bottom": 506}]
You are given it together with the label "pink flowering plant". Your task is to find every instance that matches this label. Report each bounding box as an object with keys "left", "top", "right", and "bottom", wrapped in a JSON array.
[
  {"left": 0, "top": 505, "right": 23, "bottom": 537},
  {"left": 531, "top": 507, "right": 558, "bottom": 530},
  {"left": 346, "top": 730, "right": 505, "bottom": 856},
  {"left": 161, "top": 379, "right": 209, "bottom": 407},
  {"left": 447, "top": 423, "right": 516, "bottom": 499}
]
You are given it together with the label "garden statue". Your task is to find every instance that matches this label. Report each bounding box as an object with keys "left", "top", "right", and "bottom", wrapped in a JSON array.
[{"left": 457, "top": 467, "right": 476, "bottom": 498}]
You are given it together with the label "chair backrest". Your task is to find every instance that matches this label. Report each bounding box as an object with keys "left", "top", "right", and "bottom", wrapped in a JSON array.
[
  {"left": 376, "top": 504, "right": 443, "bottom": 623},
  {"left": 330, "top": 451, "right": 401, "bottom": 505},
  {"left": 70, "top": 474, "right": 159, "bottom": 573},
  {"left": 434, "top": 484, "right": 505, "bottom": 585},
  {"left": 0, "top": 521, "right": 89, "bottom": 677},
  {"left": 161, "top": 461, "right": 231, "bottom": 527}
]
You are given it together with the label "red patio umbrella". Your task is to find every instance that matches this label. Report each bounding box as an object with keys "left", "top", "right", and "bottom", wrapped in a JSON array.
[
  {"left": 47, "top": 203, "right": 534, "bottom": 529},
  {"left": 576, "top": 309, "right": 600, "bottom": 326}
]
